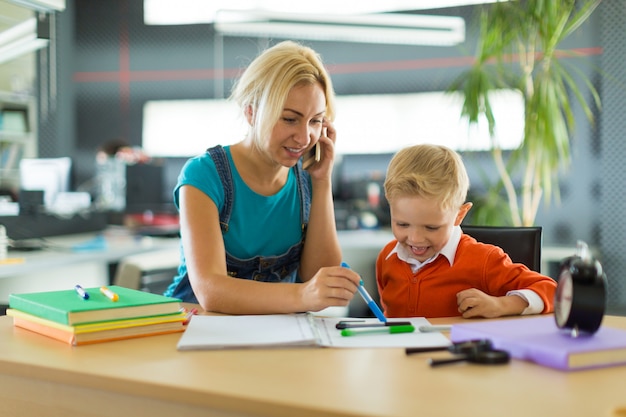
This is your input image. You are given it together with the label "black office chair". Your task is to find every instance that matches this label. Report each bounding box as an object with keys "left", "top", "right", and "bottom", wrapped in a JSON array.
[{"left": 461, "top": 225, "right": 542, "bottom": 272}]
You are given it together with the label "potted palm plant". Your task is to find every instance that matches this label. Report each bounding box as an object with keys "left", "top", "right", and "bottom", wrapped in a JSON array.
[{"left": 451, "top": 0, "right": 601, "bottom": 226}]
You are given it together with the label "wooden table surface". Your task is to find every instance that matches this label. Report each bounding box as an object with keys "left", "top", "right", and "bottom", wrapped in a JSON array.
[{"left": 1, "top": 313, "right": 626, "bottom": 417}]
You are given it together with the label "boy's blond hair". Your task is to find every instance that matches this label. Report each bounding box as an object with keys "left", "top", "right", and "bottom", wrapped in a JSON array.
[
  {"left": 230, "top": 40, "right": 336, "bottom": 151},
  {"left": 384, "top": 144, "right": 470, "bottom": 211}
]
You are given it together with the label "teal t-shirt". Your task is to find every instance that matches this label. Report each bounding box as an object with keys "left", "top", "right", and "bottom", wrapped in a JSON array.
[{"left": 173, "top": 146, "right": 304, "bottom": 259}]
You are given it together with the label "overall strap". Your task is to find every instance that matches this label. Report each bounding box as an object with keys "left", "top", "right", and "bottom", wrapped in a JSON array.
[
  {"left": 206, "top": 145, "right": 233, "bottom": 233},
  {"left": 293, "top": 160, "right": 311, "bottom": 236}
]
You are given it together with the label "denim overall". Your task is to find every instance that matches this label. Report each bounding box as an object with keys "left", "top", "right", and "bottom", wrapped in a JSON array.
[{"left": 170, "top": 145, "right": 311, "bottom": 303}]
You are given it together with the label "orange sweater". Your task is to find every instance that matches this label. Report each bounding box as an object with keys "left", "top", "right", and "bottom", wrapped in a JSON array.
[{"left": 376, "top": 234, "right": 557, "bottom": 318}]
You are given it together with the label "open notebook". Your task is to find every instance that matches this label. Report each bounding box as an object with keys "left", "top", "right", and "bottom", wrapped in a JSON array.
[{"left": 176, "top": 314, "right": 451, "bottom": 350}]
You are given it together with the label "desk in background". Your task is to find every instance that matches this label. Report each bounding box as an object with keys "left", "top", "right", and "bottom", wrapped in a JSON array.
[
  {"left": 0, "top": 227, "right": 590, "bottom": 316},
  {"left": 0, "top": 227, "right": 180, "bottom": 306},
  {"left": 0, "top": 228, "right": 387, "bottom": 317},
  {"left": 1, "top": 314, "right": 625, "bottom": 417}
]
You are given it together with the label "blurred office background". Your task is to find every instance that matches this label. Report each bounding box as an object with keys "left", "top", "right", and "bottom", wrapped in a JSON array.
[{"left": 2, "top": 0, "right": 626, "bottom": 313}]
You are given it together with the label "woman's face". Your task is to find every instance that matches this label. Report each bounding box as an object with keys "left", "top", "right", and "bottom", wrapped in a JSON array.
[{"left": 265, "top": 83, "right": 326, "bottom": 167}]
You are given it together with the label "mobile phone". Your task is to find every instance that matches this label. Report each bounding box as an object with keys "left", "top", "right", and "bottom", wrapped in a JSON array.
[{"left": 302, "top": 142, "right": 321, "bottom": 170}]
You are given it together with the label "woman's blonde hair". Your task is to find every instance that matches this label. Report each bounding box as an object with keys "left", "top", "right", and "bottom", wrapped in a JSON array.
[
  {"left": 230, "top": 41, "right": 336, "bottom": 150},
  {"left": 384, "top": 144, "right": 470, "bottom": 211}
]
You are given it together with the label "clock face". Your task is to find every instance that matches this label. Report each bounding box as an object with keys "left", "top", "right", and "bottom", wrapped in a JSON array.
[
  {"left": 554, "top": 252, "right": 606, "bottom": 335},
  {"left": 555, "top": 272, "right": 573, "bottom": 328}
]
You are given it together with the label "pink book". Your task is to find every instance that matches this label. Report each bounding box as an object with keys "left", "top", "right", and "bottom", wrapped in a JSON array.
[{"left": 450, "top": 316, "right": 626, "bottom": 371}]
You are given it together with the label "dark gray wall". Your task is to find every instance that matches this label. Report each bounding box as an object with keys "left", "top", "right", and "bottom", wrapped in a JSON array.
[
  {"left": 39, "top": 0, "right": 626, "bottom": 312},
  {"left": 600, "top": 0, "right": 626, "bottom": 315}
]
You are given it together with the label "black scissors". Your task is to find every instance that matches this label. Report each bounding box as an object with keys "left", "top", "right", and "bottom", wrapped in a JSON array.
[{"left": 405, "top": 339, "right": 510, "bottom": 367}]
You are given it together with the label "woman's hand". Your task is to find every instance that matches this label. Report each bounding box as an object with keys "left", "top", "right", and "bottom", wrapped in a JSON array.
[
  {"left": 298, "top": 265, "right": 360, "bottom": 312},
  {"left": 306, "top": 119, "right": 336, "bottom": 182}
]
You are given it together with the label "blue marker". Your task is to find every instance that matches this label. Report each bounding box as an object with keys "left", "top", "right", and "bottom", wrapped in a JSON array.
[
  {"left": 74, "top": 284, "right": 89, "bottom": 300},
  {"left": 341, "top": 262, "right": 387, "bottom": 323}
]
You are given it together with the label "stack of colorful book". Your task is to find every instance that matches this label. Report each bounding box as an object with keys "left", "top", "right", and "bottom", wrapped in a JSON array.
[{"left": 7, "top": 285, "right": 187, "bottom": 346}]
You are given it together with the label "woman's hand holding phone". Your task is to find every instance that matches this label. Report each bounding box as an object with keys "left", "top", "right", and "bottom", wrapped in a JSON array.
[
  {"left": 302, "top": 142, "right": 321, "bottom": 170},
  {"left": 303, "top": 124, "right": 329, "bottom": 170},
  {"left": 303, "top": 121, "right": 336, "bottom": 186}
]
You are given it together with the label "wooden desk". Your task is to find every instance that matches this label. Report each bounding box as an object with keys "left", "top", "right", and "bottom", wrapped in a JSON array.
[{"left": 1, "top": 315, "right": 626, "bottom": 417}]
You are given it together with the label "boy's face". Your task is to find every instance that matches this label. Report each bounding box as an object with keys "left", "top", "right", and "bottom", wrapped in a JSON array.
[{"left": 389, "top": 196, "right": 471, "bottom": 263}]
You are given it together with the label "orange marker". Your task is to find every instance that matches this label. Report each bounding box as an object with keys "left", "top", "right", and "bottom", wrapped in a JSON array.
[
  {"left": 183, "top": 308, "right": 198, "bottom": 325},
  {"left": 0, "top": 257, "right": 25, "bottom": 265},
  {"left": 100, "top": 286, "right": 119, "bottom": 302}
]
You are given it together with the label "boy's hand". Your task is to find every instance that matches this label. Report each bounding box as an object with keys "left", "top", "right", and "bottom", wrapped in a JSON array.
[{"left": 456, "top": 288, "right": 529, "bottom": 318}]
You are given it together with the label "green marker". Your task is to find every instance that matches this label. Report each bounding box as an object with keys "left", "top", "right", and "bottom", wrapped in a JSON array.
[{"left": 341, "top": 325, "right": 415, "bottom": 337}]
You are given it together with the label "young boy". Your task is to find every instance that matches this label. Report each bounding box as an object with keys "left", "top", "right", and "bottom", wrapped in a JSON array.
[{"left": 376, "top": 144, "right": 557, "bottom": 319}]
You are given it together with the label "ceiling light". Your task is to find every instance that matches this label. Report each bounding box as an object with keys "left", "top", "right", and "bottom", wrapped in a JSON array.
[
  {"left": 5, "top": 0, "right": 65, "bottom": 12},
  {"left": 214, "top": 10, "right": 465, "bottom": 46},
  {"left": 0, "top": 17, "right": 49, "bottom": 65},
  {"left": 144, "top": 0, "right": 507, "bottom": 25}
]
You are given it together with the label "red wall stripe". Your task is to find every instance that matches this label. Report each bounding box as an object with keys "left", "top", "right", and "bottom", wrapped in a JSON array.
[{"left": 73, "top": 46, "right": 603, "bottom": 84}]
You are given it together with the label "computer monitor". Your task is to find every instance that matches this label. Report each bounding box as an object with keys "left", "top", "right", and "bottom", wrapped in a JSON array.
[
  {"left": 19, "top": 157, "right": 72, "bottom": 209},
  {"left": 125, "top": 163, "right": 165, "bottom": 214}
]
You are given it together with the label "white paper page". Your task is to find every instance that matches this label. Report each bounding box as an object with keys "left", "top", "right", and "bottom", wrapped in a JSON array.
[
  {"left": 314, "top": 317, "right": 452, "bottom": 349},
  {"left": 177, "top": 314, "right": 317, "bottom": 350}
]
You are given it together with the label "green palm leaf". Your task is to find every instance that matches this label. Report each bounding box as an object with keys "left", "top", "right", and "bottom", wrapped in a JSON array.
[{"left": 454, "top": 0, "right": 601, "bottom": 226}]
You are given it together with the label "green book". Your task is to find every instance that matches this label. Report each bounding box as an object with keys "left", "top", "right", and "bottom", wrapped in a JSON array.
[{"left": 8, "top": 285, "right": 182, "bottom": 325}]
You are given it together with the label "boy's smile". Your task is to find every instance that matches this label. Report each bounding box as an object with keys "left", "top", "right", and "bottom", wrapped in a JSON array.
[{"left": 389, "top": 196, "right": 471, "bottom": 263}]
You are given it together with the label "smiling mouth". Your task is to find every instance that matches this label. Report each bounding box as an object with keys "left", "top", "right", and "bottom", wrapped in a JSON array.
[
  {"left": 285, "top": 146, "right": 305, "bottom": 157},
  {"left": 409, "top": 245, "right": 429, "bottom": 257}
]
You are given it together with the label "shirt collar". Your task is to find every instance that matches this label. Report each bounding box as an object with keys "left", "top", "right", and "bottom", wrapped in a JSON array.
[{"left": 386, "top": 225, "right": 462, "bottom": 269}]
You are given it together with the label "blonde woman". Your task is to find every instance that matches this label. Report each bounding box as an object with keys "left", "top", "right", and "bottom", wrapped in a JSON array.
[{"left": 165, "top": 41, "right": 360, "bottom": 314}]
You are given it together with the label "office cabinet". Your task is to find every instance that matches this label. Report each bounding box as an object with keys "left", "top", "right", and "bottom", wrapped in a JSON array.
[{"left": 0, "top": 91, "right": 36, "bottom": 192}]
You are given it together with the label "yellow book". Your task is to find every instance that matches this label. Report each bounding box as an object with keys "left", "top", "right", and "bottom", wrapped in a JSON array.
[{"left": 6, "top": 308, "right": 187, "bottom": 333}]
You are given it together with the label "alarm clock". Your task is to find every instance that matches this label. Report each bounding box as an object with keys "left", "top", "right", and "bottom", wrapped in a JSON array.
[{"left": 554, "top": 241, "right": 607, "bottom": 337}]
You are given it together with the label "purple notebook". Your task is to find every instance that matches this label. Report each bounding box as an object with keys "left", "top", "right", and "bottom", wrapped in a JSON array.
[{"left": 450, "top": 316, "right": 626, "bottom": 371}]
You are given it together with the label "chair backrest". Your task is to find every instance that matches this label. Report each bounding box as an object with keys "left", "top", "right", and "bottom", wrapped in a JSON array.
[{"left": 461, "top": 225, "right": 542, "bottom": 272}]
